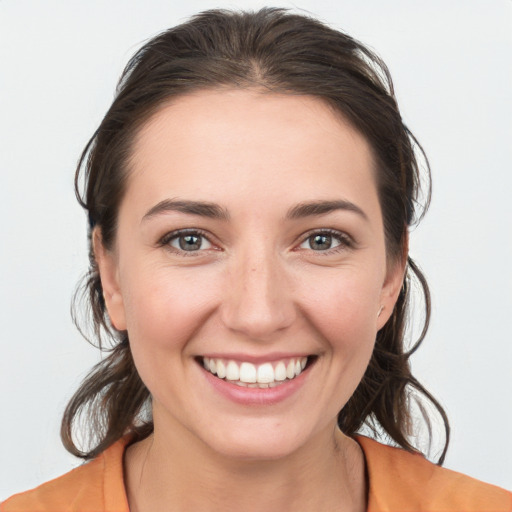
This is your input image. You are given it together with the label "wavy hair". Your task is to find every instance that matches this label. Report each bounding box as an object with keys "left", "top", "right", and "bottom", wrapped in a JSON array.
[{"left": 62, "top": 8, "right": 449, "bottom": 463}]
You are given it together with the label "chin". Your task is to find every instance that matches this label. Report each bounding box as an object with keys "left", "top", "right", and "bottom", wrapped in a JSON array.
[{"left": 197, "top": 420, "right": 316, "bottom": 462}]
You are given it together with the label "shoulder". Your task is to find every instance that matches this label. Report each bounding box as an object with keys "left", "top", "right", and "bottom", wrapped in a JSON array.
[
  {"left": 1, "top": 438, "right": 130, "bottom": 512},
  {"left": 355, "top": 435, "right": 512, "bottom": 512}
]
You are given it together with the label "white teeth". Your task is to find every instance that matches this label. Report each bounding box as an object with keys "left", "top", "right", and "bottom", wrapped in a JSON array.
[
  {"left": 257, "top": 363, "right": 274, "bottom": 383},
  {"left": 275, "top": 362, "right": 287, "bottom": 381},
  {"left": 225, "top": 361, "right": 239, "bottom": 381},
  {"left": 202, "top": 356, "right": 310, "bottom": 386},
  {"left": 239, "top": 362, "right": 257, "bottom": 383},
  {"left": 286, "top": 360, "right": 295, "bottom": 379},
  {"left": 216, "top": 360, "right": 226, "bottom": 379}
]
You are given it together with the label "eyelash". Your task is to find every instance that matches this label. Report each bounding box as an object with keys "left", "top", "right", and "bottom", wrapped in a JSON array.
[{"left": 158, "top": 228, "right": 354, "bottom": 256}]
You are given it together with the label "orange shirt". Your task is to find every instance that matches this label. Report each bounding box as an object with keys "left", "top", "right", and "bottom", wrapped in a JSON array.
[{"left": 2, "top": 435, "right": 511, "bottom": 512}]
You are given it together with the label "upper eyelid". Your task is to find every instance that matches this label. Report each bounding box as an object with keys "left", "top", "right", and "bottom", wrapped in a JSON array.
[{"left": 297, "top": 228, "right": 354, "bottom": 244}]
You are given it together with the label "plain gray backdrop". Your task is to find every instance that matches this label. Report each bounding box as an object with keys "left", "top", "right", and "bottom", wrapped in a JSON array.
[{"left": 1, "top": 0, "right": 511, "bottom": 499}]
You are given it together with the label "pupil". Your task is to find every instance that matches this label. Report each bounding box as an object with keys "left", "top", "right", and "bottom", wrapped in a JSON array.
[
  {"left": 311, "top": 234, "right": 331, "bottom": 250},
  {"left": 179, "top": 234, "right": 201, "bottom": 251}
]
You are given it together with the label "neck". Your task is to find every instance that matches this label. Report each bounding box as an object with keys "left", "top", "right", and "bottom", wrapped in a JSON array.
[{"left": 125, "top": 421, "right": 366, "bottom": 512}]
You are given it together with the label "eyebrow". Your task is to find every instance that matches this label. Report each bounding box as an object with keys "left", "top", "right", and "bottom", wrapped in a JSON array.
[
  {"left": 286, "top": 200, "right": 368, "bottom": 221},
  {"left": 142, "top": 199, "right": 230, "bottom": 222},
  {"left": 141, "top": 198, "right": 367, "bottom": 223}
]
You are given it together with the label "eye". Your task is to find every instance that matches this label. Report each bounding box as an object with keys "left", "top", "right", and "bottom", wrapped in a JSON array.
[
  {"left": 298, "top": 230, "right": 352, "bottom": 252},
  {"left": 303, "top": 233, "right": 339, "bottom": 251},
  {"left": 161, "top": 230, "right": 213, "bottom": 253}
]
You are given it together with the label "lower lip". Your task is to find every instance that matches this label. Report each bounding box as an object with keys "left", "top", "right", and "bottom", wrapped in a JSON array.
[{"left": 200, "top": 364, "right": 311, "bottom": 405}]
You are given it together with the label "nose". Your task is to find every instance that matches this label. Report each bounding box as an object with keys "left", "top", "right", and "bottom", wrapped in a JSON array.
[{"left": 220, "top": 248, "right": 296, "bottom": 341}]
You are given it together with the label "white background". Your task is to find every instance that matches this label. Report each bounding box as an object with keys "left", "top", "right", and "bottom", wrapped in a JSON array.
[{"left": 1, "top": 0, "right": 511, "bottom": 499}]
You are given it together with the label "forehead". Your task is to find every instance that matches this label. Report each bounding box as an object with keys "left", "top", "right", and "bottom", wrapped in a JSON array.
[{"left": 124, "top": 89, "right": 379, "bottom": 217}]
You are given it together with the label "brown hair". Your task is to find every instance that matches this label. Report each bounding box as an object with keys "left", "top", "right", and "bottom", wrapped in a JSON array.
[{"left": 63, "top": 8, "right": 449, "bottom": 463}]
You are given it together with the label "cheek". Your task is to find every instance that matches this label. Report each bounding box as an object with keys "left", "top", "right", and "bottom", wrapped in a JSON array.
[
  {"left": 120, "top": 264, "right": 221, "bottom": 357},
  {"left": 298, "top": 267, "right": 382, "bottom": 397},
  {"left": 118, "top": 263, "right": 224, "bottom": 411},
  {"left": 300, "top": 267, "right": 382, "bottom": 344}
]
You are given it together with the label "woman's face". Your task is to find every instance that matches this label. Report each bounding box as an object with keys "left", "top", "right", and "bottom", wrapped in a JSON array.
[{"left": 97, "top": 89, "right": 404, "bottom": 460}]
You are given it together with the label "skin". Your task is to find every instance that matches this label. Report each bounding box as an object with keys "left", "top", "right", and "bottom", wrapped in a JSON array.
[{"left": 95, "top": 89, "right": 405, "bottom": 511}]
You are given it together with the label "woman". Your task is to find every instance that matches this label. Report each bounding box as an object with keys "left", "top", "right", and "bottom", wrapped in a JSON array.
[{"left": 2, "top": 8, "right": 510, "bottom": 512}]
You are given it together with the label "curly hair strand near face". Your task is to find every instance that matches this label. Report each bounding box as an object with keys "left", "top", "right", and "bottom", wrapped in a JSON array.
[{"left": 62, "top": 8, "right": 450, "bottom": 464}]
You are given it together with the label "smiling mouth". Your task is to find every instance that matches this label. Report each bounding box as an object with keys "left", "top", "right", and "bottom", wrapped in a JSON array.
[{"left": 198, "top": 356, "right": 316, "bottom": 388}]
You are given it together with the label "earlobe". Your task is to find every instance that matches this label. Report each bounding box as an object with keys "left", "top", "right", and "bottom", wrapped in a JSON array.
[{"left": 92, "top": 228, "right": 127, "bottom": 331}]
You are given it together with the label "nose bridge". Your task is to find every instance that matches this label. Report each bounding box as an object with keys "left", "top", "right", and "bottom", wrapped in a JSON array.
[{"left": 221, "top": 242, "right": 295, "bottom": 339}]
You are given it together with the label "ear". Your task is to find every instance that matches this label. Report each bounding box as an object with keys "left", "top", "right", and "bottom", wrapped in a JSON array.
[
  {"left": 92, "top": 228, "right": 127, "bottom": 331},
  {"left": 376, "top": 234, "right": 408, "bottom": 330}
]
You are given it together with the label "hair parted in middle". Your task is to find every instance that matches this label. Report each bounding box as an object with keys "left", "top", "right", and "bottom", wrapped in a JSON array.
[{"left": 63, "top": 7, "right": 449, "bottom": 463}]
